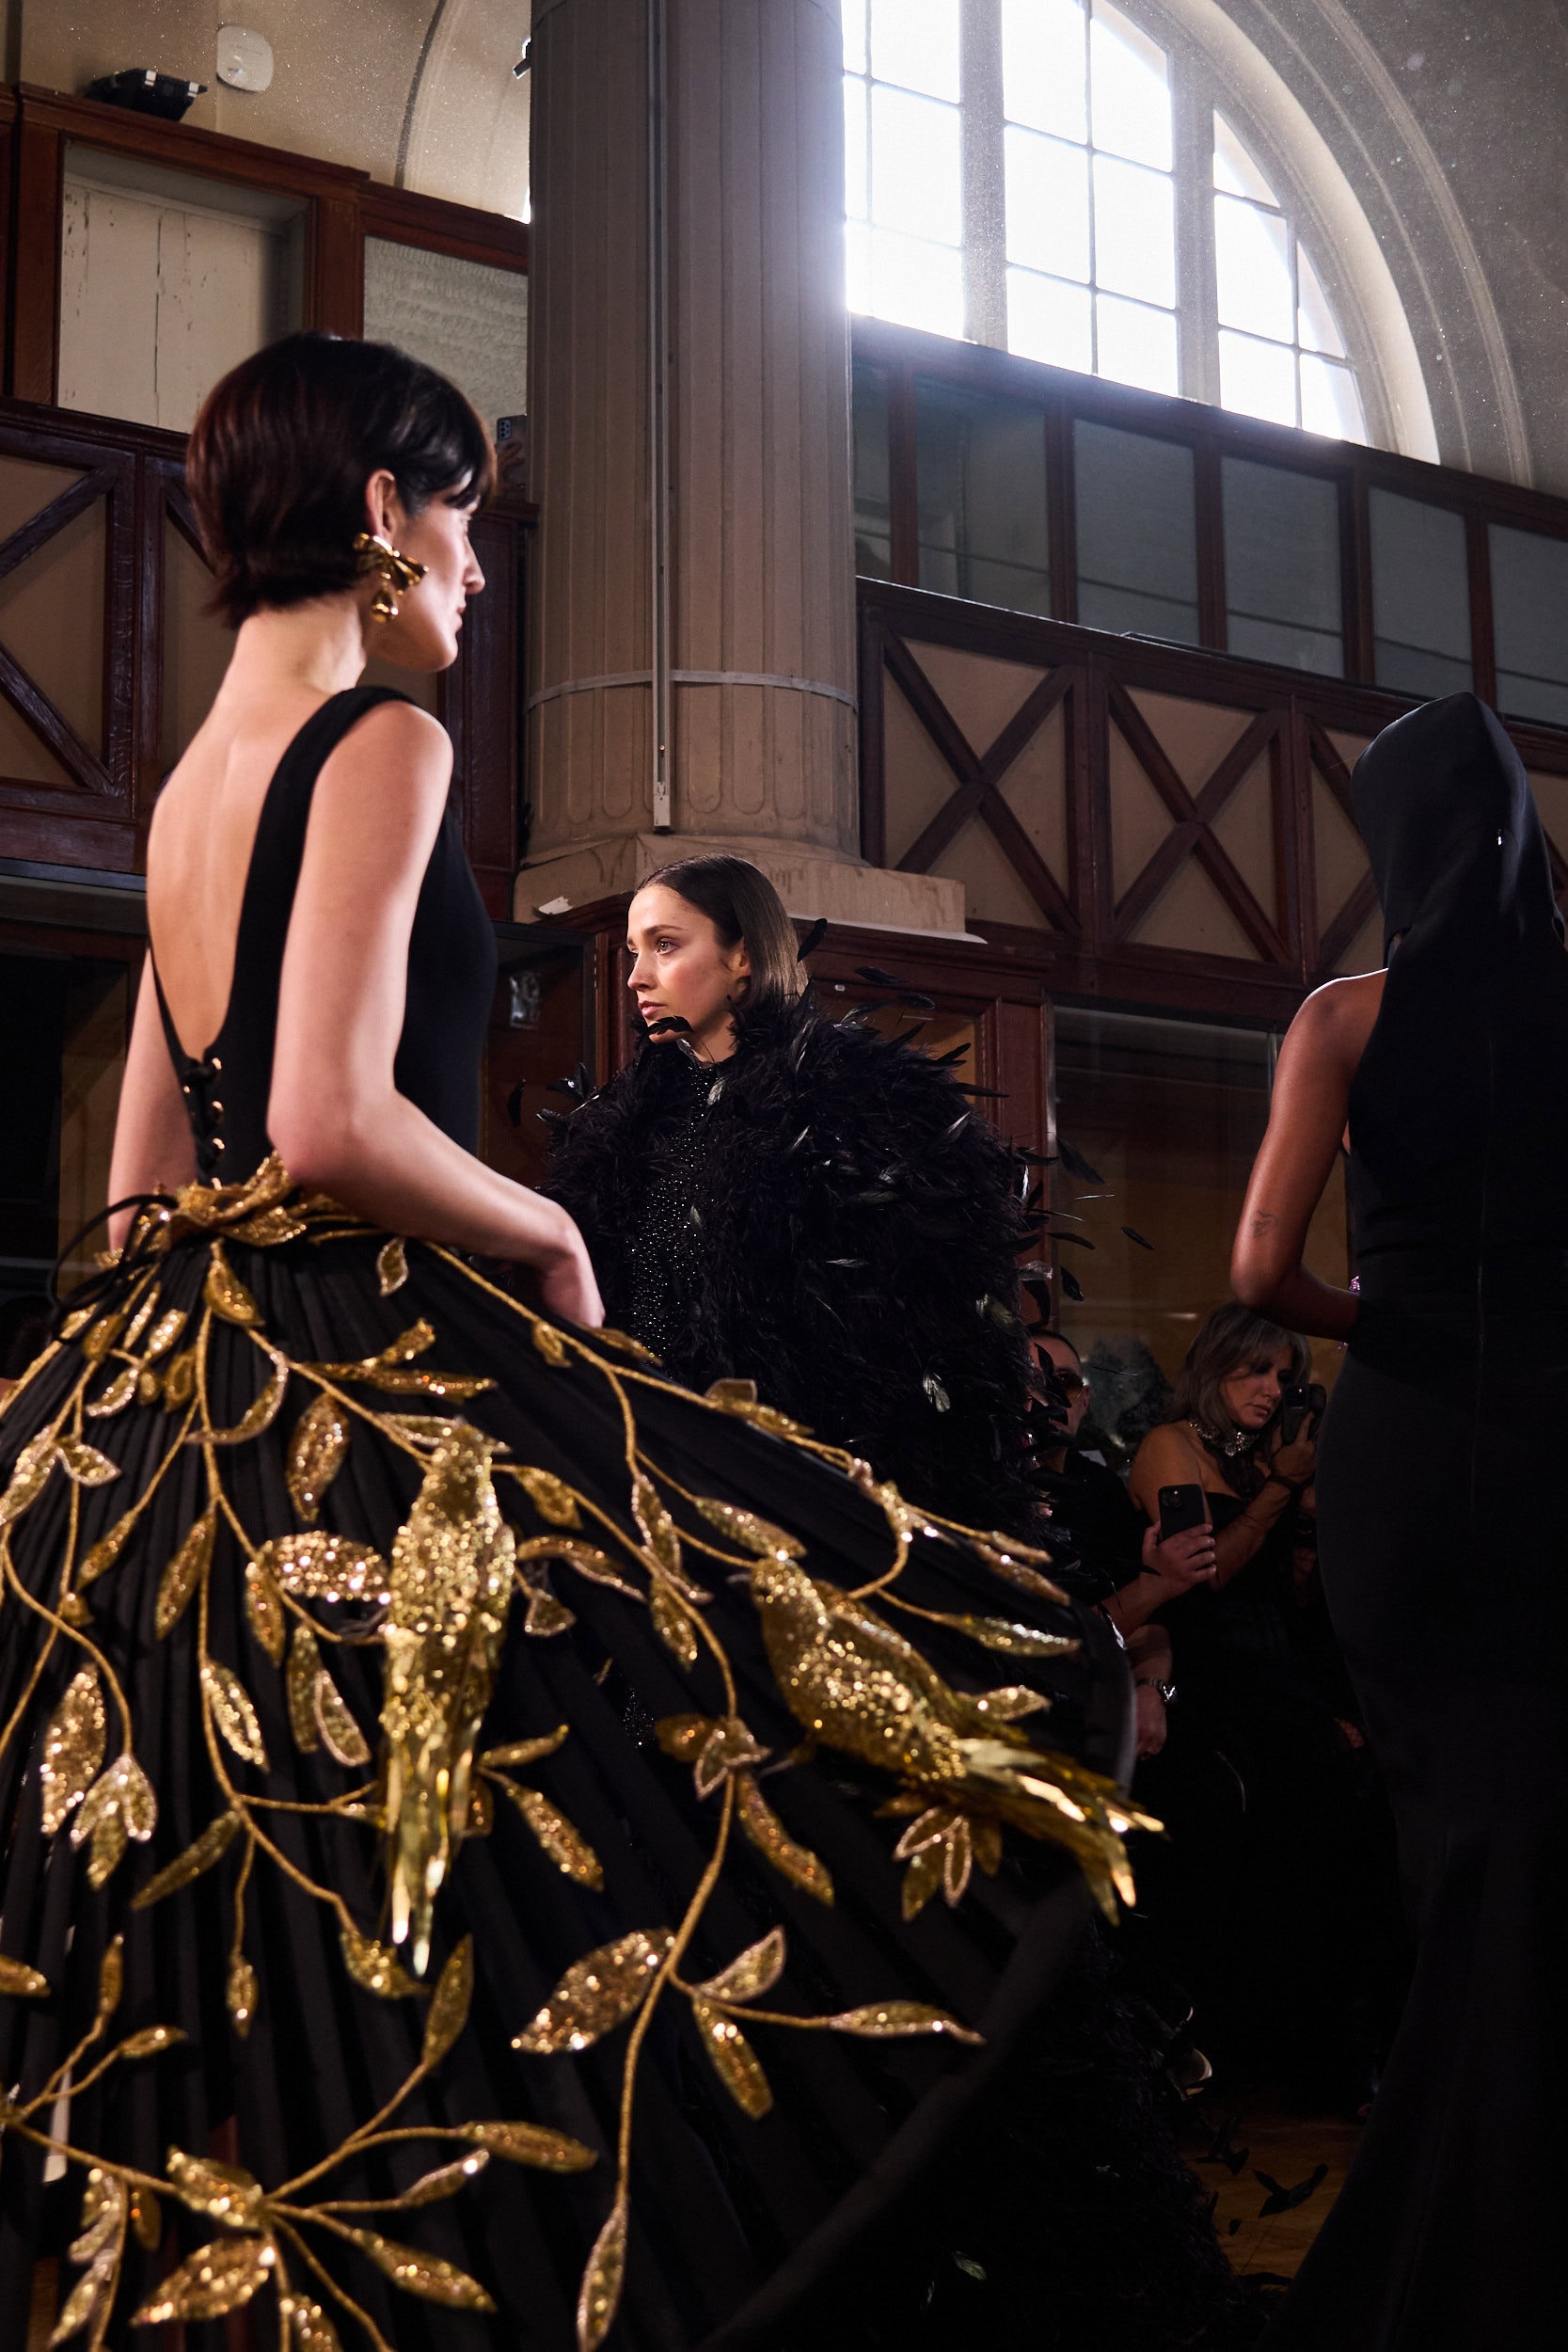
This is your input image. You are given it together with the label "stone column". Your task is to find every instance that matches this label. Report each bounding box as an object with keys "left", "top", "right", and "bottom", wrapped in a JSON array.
[{"left": 520, "top": 0, "right": 961, "bottom": 932}]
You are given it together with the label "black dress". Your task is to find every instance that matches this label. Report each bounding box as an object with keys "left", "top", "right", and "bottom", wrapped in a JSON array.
[
  {"left": 0, "top": 691, "right": 1140, "bottom": 2352},
  {"left": 1270, "top": 693, "right": 1568, "bottom": 2349}
]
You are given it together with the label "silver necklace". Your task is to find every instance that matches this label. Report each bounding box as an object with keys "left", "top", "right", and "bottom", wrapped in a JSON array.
[{"left": 1189, "top": 1418, "right": 1255, "bottom": 1460}]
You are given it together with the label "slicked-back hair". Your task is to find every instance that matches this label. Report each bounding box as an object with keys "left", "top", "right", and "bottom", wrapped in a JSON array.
[
  {"left": 187, "top": 331, "right": 494, "bottom": 628},
  {"left": 644, "top": 856, "right": 805, "bottom": 1023},
  {"left": 1173, "top": 1300, "right": 1309, "bottom": 1437}
]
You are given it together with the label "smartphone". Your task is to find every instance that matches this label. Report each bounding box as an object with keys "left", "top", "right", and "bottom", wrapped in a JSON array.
[
  {"left": 1158, "top": 1483, "right": 1209, "bottom": 1541},
  {"left": 1278, "top": 1383, "right": 1327, "bottom": 1447}
]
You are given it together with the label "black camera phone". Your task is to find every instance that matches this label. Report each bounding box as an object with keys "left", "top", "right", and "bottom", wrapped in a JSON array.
[
  {"left": 1278, "top": 1383, "right": 1327, "bottom": 1448},
  {"left": 1158, "top": 1483, "right": 1209, "bottom": 1541}
]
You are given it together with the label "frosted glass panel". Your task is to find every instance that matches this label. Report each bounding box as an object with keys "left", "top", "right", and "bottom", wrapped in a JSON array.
[
  {"left": 1212, "top": 115, "right": 1276, "bottom": 205},
  {"left": 916, "top": 379, "right": 1051, "bottom": 613},
  {"left": 1003, "top": 0, "right": 1088, "bottom": 142},
  {"left": 1008, "top": 268, "right": 1093, "bottom": 371},
  {"left": 1075, "top": 421, "right": 1197, "bottom": 642},
  {"left": 1296, "top": 249, "right": 1346, "bottom": 358},
  {"left": 362, "top": 241, "right": 526, "bottom": 435},
  {"left": 851, "top": 361, "right": 892, "bottom": 579},
  {"left": 1096, "top": 294, "right": 1178, "bottom": 395},
  {"left": 1006, "top": 127, "right": 1091, "bottom": 279},
  {"left": 1093, "top": 153, "right": 1175, "bottom": 308},
  {"left": 869, "top": 85, "right": 962, "bottom": 244},
  {"left": 1370, "top": 490, "right": 1471, "bottom": 700},
  {"left": 870, "top": 0, "right": 960, "bottom": 101},
  {"left": 1299, "top": 354, "right": 1366, "bottom": 444},
  {"left": 1214, "top": 195, "right": 1292, "bottom": 342},
  {"left": 1491, "top": 523, "right": 1568, "bottom": 725},
  {"left": 1218, "top": 329, "right": 1296, "bottom": 427},
  {"left": 1089, "top": 2, "right": 1171, "bottom": 170},
  {"left": 1223, "top": 457, "right": 1341, "bottom": 675}
]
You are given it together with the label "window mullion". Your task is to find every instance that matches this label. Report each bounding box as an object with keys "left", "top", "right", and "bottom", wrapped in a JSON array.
[
  {"left": 1170, "top": 49, "right": 1218, "bottom": 407},
  {"left": 960, "top": 0, "right": 1008, "bottom": 349}
]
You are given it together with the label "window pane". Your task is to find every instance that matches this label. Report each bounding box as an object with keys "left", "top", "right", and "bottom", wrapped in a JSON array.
[
  {"left": 870, "top": 85, "right": 962, "bottom": 245},
  {"left": 852, "top": 361, "right": 893, "bottom": 579},
  {"left": 1096, "top": 293, "right": 1178, "bottom": 394},
  {"left": 866, "top": 225, "right": 965, "bottom": 338},
  {"left": 1299, "top": 353, "right": 1367, "bottom": 444},
  {"left": 1223, "top": 456, "right": 1342, "bottom": 675},
  {"left": 1003, "top": 0, "right": 1088, "bottom": 144},
  {"left": 1008, "top": 267, "right": 1093, "bottom": 372},
  {"left": 1089, "top": 2, "right": 1172, "bottom": 171},
  {"left": 1491, "top": 523, "right": 1568, "bottom": 725},
  {"left": 843, "top": 0, "right": 868, "bottom": 75},
  {"left": 1296, "top": 247, "right": 1346, "bottom": 358},
  {"left": 1092, "top": 152, "right": 1175, "bottom": 307},
  {"left": 1370, "top": 489, "right": 1471, "bottom": 699},
  {"left": 1006, "top": 126, "right": 1090, "bottom": 279},
  {"left": 869, "top": 0, "right": 960, "bottom": 103},
  {"left": 1218, "top": 327, "right": 1297, "bottom": 426},
  {"left": 846, "top": 217, "right": 871, "bottom": 311},
  {"left": 1212, "top": 114, "right": 1277, "bottom": 206},
  {"left": 915, "top": 378, "right": 1051, "bottom": 613},
  {"left": 1214, "top": 194, "right": 1293, "bottom": 342},
  {"left": 1075, "top": 420, "right": 1197, "bottom": 640},
  {"left": 844, "top": 76, "right": 868, "bottom": 220}
]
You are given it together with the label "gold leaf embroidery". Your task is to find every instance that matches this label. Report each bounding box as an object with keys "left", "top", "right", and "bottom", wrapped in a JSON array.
[
  {"left": 202, "top": 1661, "right": 268, "bottom": 1770},
  {"left": 970, "top": 1684, "right": 1050, "bottom": 1721},
  {"left": 136, "top": 1366, "right": 163, "bottom": 1406},
  {"left": 899, "top": 1840, "right": 945, "bottom": 1920},
  {"left": 691, "top": 1497, "right": 804, "bottom": 1559},
  {"left": 704, "top": 1377, "right": 810, "bottom": 1438},
  {"left": 650, "top": 1580, "right": 699, "bottom": 1666},
  {"left": 928, "top": 1611, "right": 1079, "bottom": 1660},
  {"left": 467, "top": 1780, "right": 493, "bottom": 1835},
  {"left": 481, "top": 1727, "right": 567, "bottom": 1771},
  {"left": 341, "top": 2230, "right": 496, "bottom": 2312},
  {"left": 277, "top": 2298, "right": 341, "bottom": 2352},
  {"left": 244, "top": 1558, "right": 286, "bottom": 1665},
  {"left": 166, "top": 2148, "right": 266, "bottom": 2227},
  {"left": 79, "top": 1308, "right": 126, "bottom": 1364},
  {"left": 691, "top": 1996, "right": 772, "bottom": 2118},
  {"left": 654, "top": 1714, "right": 713, "bottom": 1760},
  {"left": 204, "top": 1246, "right": 260, "bottom": 1327},
  {"left": 58, "top": 1307, "right": 94, "bottom": 1341},
  {"left": 227, "top": 1207, "right": 308, "bottom": 1247},
  {"left": 514, "top": 1466, "right": 581, "bottom": 1527},
  {"left": 131, "top": 1810, "right": 240, "bottom": 1910},
  {"left": 459, "top": 2120, "right": 597, "bottom": 2172},
  {"left": 384, "top": 1412, "right": 494, "bottom": 1450},
  {"left": 421, "top": 1935, "right": 473, "bottom": 2069},
  {"left": 692, "top": 1717, "right": 768, "bottom": 1802},
  {"left": 227, "top": 1957, "right": 257, "bottom": 2035},
  {"left": 501, "top": 1785, "right": 604, "bottom": 1888},
  {"left": 130, "top": 2233, "right": 275, "bottom": 2324},
  {"left": 156, "top": 1506, "right": 215, "bottom": 1637},
  {"left": 341, "top": 1926, "right": 419, "bottom": 1999},
  {"left": 313, "top": 1667, "right": 370, "bottom": 1768},
  {"left": 72, "top": 1756, "right": 156, "bottom": 1888},
  {"left": 515, "top": 1537, "right": 642, "bottom": 1598},
  {"left": 0, "top": 1954, "right": 49, "bottom": 1996},
  {"left": 824, "top": 2000, "right": 983, "bottom": 2044},
  {"left": 40, "top": 1668, "right": 105, "bottom": 1835},
  {"left": 287, "top": 1624, "right": 322, "bottom": 1753},
  {"left": 513, "top": 1930, "right": 673, "bottom": 2055},
  {"left": 533, "top": 1322, "right": 568, "bottom": 1368},
  {"left": 55, "top": 1438, "right": 119, "bottom": 1487},
  {"left": 632, "top": 1473, "right": 681, "bottom": 1575},
  {"left": 594, "top": 1327, "right": 659, "bottom": 1363},
  {"left": 695, "top": 1927, "right": 786, "bottom": 2006},
  {"left": 121, "top": 1292, "right": 157, "bottom": 1351},
  {"left": 349, "top": 2153, "right": 489, "bottom": 2211},
  {"left": 129, "top": 2185, "right": 161, "bottom": 2252},
  {"left": 161, "top": 1348, "right": 198, "bottom": 1410},
  {"left": 377, "top": 1236, "right": 409, "bottom": 1295},
  {"left": 973, "top": 1816, "right": 1004, "bottom": 1876},
  {"left": 735, "top": 1772, "right": 834, "bottom": 1906},
  {"left": 523, "top": 1579, "right": 575, "bottom": 1636},
  {"left": 0, "top": 1430, "right": 56, "bottom": 1526},
  {"left": 259, "top": 1532, "right": 389, "bottom": 1602},
  {"left": 79, "top": 1505, "right": 136, "bottom": 1588},
  {"left": 578, "top": 2196, "right": 627, "bottom": 2352},
  {"left": 85, "top": 1804, "right": 127, "bottom": 1889},
  {"left": 208, "top": 1345, "right": 289, "bottom": 1443},
  {"left": 286, "top": 1395, "right": 349, "bottom": 1524},
  {"left": 144, "top": 1308, "right": 188, "bottom": 1361},
  {"left": 971, "top": 1537, "right": 1070, "bottom": 1606},
  {"left": 84, "top": 1365, "right": 137, "bottom": 1420}
]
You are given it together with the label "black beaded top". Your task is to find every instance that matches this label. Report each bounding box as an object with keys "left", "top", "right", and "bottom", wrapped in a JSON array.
[{"left": 625, "top": 1048, "right": 722, "bottom": 1357}]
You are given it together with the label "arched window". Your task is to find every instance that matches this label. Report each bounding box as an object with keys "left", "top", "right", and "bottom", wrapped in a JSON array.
[{"left": 844, "top": 0, "right": 1376, "bottom": 445}]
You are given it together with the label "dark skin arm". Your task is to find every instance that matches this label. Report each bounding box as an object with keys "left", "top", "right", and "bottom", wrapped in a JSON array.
[{"left": 1231, "top": 972, "right": 1385, "bottom": 1341}]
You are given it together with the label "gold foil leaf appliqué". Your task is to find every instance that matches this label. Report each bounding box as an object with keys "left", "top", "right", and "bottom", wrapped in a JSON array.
[
  {"left": 825, "top": 2000, "right": 983, "bottom": 2044},
  {"left": 56, "top": 1438, "right": 119, "bottom": 1486},
  {"left": 533, "top": 1322, "right": 569, "bottom": 1367},
  {"left": 40, "top": 1666, "right": 105, "bottom": 1835},
  {"left": 514, "top": 1466, "right": 581, "bottom": 1527},
  {"left": 0, "top": 1430, "right": 56, "bottom": 1526},
  {"left": 513, "top": 1930, "right": 674, "bottom": 2055},
  {"left": 79, "top": 1505, "right": 136, "bottom": 1588},
  {"left": 286, "top": 1395, "right": 349, "bottom": 1524},
  {"left": 341, "top": 2230, "right": 495, "bottom": 2313},
  {"left": 691, "top": 1997, "right": 773, "bottom": 2118},
  {"left": 204, "top": 1246, "right": 261, "bottom": 1327},
  {"left": 341, "top": 1926, "right": 419, "bottom": 1999},
  {"left": 420, "top": 1935, "right": 473, "bottom": 2069},
  {"left": 156, "top": 1506, "right": 216, "bottom": 1637},
  {"left": 695, "top": 1927, "right": 786, "bottom": 2006},
  {"left": 202, "top": 1661, "right": 269, "bottom": 1770},
  {"left": 651, "top": 1581, "right": 699, "bottom": 1666},
  {"left": 287, "top": 1624, "right": 322, "bottom": 1753},
  {"left": 632, "top": 1473, "right": 681, "bottom": 1575},
  {"left": 313, "top": 1667, "right": 371, "bottom": 1768},
  {"left": 578, "top": 2196, "right": 628, "bottom": 2352},
  {"left": 0, "top": 1954, "right": 49, "bottom": 1996},
  {"left": 72, "top": 1755, "right": 157, "bottom": 1887},
  {"left": 85, "top": 1364, "right": 137, "bottom": 1419},
  {"left": 208, "top": 1345, "right": 290, "bottom": 1443},
  {"left": 377, "top": 1236, "right": 409, "bottom": 1295},
  {"left": 131, "top": 1810, "right": 241, "bottom": 1910},
  {"left": 735, "top": 1772, "right": 834, "bottom": 1905},
  {"left": 259, "top": 1532, "right": 388, "bottom": 1601},
  {"left": 277, "top": 2298, "right": 341, "bottom": 2352},
  {"left": 144, "top": 1308, "right": 187, "bottom": 1361},
  {"left": 501, "top": 1785, "right": 604, "bottom": 1889},
  {"left": 691, "top": 1497, "right": 804, "bottom": 1559},
  {"left": 244, "top": 1558, "right": 286, "bottom": 1665},
  {"left": 481, "top": 1725, "right": 568, "bottom": 1771},
  {"left": 131, "top": 2234, "right": 276, "bottom": 2325},
  {"left": 227, "top": 1957, "right": 257, "bottom": 2035},
  {"left": 460, "top": 2120, "right": 597, "bottom": 2172}
]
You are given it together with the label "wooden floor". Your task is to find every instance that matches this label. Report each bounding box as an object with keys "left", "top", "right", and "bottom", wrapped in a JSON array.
[{"left": 1185, "top": 2092, "right": 1365, "bottom": 2283}]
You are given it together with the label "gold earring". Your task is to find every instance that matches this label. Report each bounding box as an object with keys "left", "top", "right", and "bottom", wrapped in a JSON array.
[{"left": 353, "top": 531, "right": 426, "bottom": 623}]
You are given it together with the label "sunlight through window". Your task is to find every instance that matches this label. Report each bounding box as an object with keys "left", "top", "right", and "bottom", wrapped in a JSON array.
[{"left": 1212, "top": 114, "right": 1365, "bottom": 440}]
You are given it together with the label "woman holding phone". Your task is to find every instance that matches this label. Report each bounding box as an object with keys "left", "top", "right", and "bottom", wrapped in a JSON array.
[{"left": 1234, "top": 692, "right": 1568, "bottom": 2350}]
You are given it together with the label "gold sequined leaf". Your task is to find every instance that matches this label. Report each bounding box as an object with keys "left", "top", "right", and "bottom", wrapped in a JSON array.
[
  {"left": 532, "top": 1322, "right": 569, "bottom": 1368},
  {"left": 121, "top": 1293, "right": 157, "bottom": 1351},
  {"left": 892, "top": 1804, "right": 952, "bottom": 1861},
  {"left": 85, "top": 1364, "right": 137, "bottom": 1420},
  {"left": 695, "top": 1927, "right": 786, "bottom": 2006},
  {"left": 97, "top": 1937, "right": 123, "bottom": 2022},
  {"left": 48, "top": 2266, "right": 109, "bottom": 2345},
  {"left": 578, "top": 2197, "right": 628, "bottom": 2352},
  {"left": 380, "top": 1321, "right": 436, "bottom": 1364},
  {"left": 144, "top": 1309, "right": 188, "bottom": 1362},
  {"left": 56, "top": 1438, "right": 119, "bottom": 1487},
  {"left": 691, "top": 1497, "right": 804, "bottom": 1560},
  {"left": 704, "top": 1380, "right": 810, "bottom": 1438},
  {"left": 514, "top": 1466, "right": 581, "bottom": 1528},
  {"left": 85, "top": 1804, "right": 127, "bottom": 1889},
  {"left": 482, "top": 1725, "right": 568, "bottom": 1771},
  {"left": 942, "top": 1614, "right": 1078, "bottom": 1660},
  {"left": 227, "top": 1956, "right": 257, "bottom": 2037},
  {"left": 227, "top": 1208, "right": 308, "bottom": 1248},
  {"left": 131, "top": 1810, "right": 241, "bottom": 1910},
  {"left": 118, "top": 2021, "right": 185, "bottom": 2056},
  {"left": 705, "top": 1376, "right": 757, "bottom": 1407},
  {"left": 524, "top": 1583, "right": 575, "bottom": 1637},
  {"left": 943, "top": 1815, "right": 974, "bottom": 1905},
  {"left": 460, "top": 2120, "right": 597, "bottom": 2172},
  {"left": 343, "top": 2230, "right": 496, "bottom": 2312},
  {"left": 119, "top": 1752, "right": 158, "bottom": 1841},
  {"left": 973, "top": 1817, "right": 1004, "bottom": 1876},
  {"left": 693, "top": 1718, "right": 768, "bottom": 1801},
  {"left": 513, "top": 1930, "right": 673, "bottom": 2056},
  {"left": 900, "top": 1842, "right": 945, "bottom": 1920},
  {"left": 161, "top": 1348, "right": 198, "bottom": 1411},
  {"left": 824, "top": 2000, "right": 983, "bottom": 2044},
  {"left": 58, "top": 1307, "right": 94, "bottom": 1342},
  {"left": 357, "top": 2152, "right": 490, "bottom": 2212},
  {"left": 285, "top": 1395, "right": 349, "bottom": 1525},
  {"left": 314, "top": 1668, "right": 371, "bottom": 1768},
  {"left": 278, "top": 2298, "right": 341, "bottom": 2352},
  {"left": 201, "top": 1661, "right": 269, "bottom": 1770},
  {"left": 156, "top": 1506, "right": 216, "bottom": 1638},
  {"left": 971, "top": 1685, "right": 1050, "bottom": 1722},
  {"left": 594, "top": 1327, "right": 658, "bottom": 1363},
  {"left": 130, "top": 2233, "right": 275, "bottom": 2325},
  {"left": 129, "top": 2185, "right": 161, "bottom": 2252},
  {"left": 655, "top": 1714, "right": 715, "bottom": 1760},
  {"left": 384, "top": 1412, "right": 486, "bottom": 1450},
  {"left": 467, "top": 1781, "right": 493, "bottom": 1836},
  {"left": 347, "top": 1363, "right": 494, "bottom": 1401},
  {"left": 0, "top": 1954, "right": 49, "bottom": 1996},
  {"left": 286, "top": 1624, "right": 322, "bottom": 1754},
  {"left": 40, "top": 1667, "right": 105, "bottom": 1836},
  {"left": 79, "top": 1308, "right": 126, "bottom": 1364},
  {"left": 515, "top": 1538, "right": 642, "bottom": 1599},
  {"left": 244, "top": 1558, "right": 286, "bottom": 1666},
  {"left": 136, "top": 1366, "right": 163, "bottom": 1406},
  {"left": 208, "top": 1345, "right": 289, "bottom": 1444},
  {"left": 377, "top": 1236, "right": 409, "bottom": 1295},
  {"left": 650, "top": 1581, "right": 699, "bottom": 1667},
  {"left": 165, "top": 2148, "right": 266, "bottom": 2227},
  {"left": 631, "top": 1473, "right": 681, "bottom": 1576},
  {"left": 79, "top": 1505, "right": 136, "bottom": 1589},
  {"left": 0, "top": 1431, "right": 55, "bottom": 1527},
  {"left": 341, "top": 1926, "right": 419, "bottom": 1999},
  {"left": 735, "top": 1772, "right": 834, "bottom": 1906},
  {"left": 204, "top": 1248, "right": 260, "bottom": 1327},
  {"left": 691, "top": 1996, "right": 773, "bottom": 2119},
  {"left": 501, "top": 1785, "right": 604, "bottom": 1889},
  {"left": 259, "top": 1531, "right": 388, "bottom": 1602},
  {"left": 421, "top": 1935, "right": 474, "bottom": 2069}
]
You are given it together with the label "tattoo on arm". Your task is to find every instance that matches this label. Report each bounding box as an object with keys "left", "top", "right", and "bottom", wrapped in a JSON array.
[{"left": 1248, "top": 1211, "right": 1277, "bottom": 1237}]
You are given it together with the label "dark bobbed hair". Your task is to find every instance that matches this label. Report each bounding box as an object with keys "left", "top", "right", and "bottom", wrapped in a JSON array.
[
  {"left": 187, "top": 331, "right": 495, "bottom": 627},
  {"left": 640, "top": 855, "right": 805, "bottom": 1023},
  {"left": 1173, "top": 1300, "right": 1308, "bottom": 1436}
]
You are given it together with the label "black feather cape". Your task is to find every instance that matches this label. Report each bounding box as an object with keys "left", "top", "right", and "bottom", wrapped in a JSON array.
[{"left": 544, "top": 995, "right": 1041, "bottom": 1536}]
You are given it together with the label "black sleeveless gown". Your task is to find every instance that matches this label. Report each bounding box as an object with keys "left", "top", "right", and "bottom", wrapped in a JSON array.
[
  {"left": 1270, "top": 693, "right": 1568, "bottom": 2350},
  {"left": 0, "top": 690, "right": 1140, "bottom": 2352}
]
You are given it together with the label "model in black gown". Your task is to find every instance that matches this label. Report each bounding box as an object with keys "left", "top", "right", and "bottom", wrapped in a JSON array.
[{"left": 1264, "top": 692, "right": 1568, "bottom": 2349}]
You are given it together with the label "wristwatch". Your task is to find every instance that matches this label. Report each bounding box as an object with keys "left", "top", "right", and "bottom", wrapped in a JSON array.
[{"left": 1136, "top": 1677, "right": 1177, "bottom": 1706}]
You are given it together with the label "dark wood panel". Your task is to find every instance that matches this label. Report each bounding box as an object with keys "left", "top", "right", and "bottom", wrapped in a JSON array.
[
  {"left": 359, "top": 184, "right": 529, "bottom": 270},
  {"left": 11, "top": 110, "right": 63, "bottom": 404}
]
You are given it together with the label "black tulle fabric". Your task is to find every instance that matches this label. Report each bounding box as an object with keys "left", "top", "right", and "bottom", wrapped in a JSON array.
[{"left": 0, "top": 691, "right": 1131, "bottom": 2351}]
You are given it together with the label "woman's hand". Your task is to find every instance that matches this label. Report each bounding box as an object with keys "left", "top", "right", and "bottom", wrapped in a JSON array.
[
  {"left": 1139, "top": 1520, "right": 1217, "bottom": 1598},
  {"left": 538, "top": 1230, "right": 605, "bottom": 1328},
  {"left": 1264, "top": 1425, "right": 1318, "bottom": 1486},
  {"left": 1133, "top": 1680, "right": 1168, "bottom": 1758}
]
